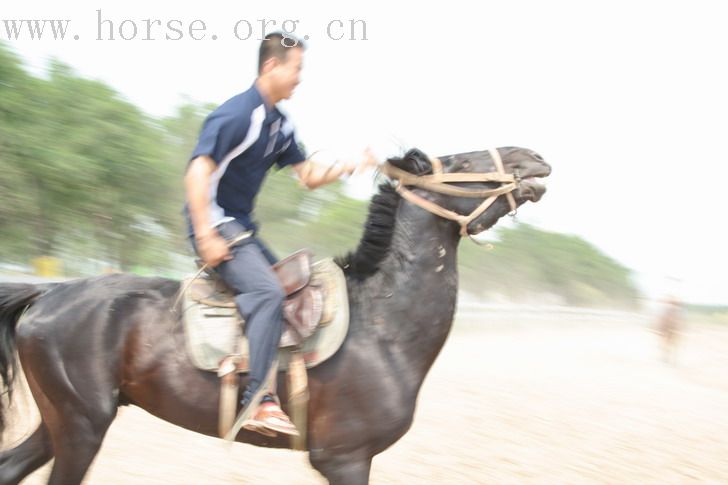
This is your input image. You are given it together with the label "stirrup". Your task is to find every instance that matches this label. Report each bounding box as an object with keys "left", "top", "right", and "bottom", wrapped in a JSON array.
[{"left": 225, "top": 358, "right": 279, "bottom": 441}]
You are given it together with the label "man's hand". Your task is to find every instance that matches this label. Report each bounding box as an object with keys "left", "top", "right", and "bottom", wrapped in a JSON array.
[
  {"left": 356, "top": 147, "right": 380, "bottom": 173},
  {"left": 196, "top": 232, "right": 232, "bottom": 267},
  {"left": 345, "top": 147, "right": 380, "bottom": 176},
  {"left": 294, "top": 148, "right": 381, "bottom": 189}
]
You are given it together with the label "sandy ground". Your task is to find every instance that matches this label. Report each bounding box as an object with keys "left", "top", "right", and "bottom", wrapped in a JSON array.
[{"left": 5, "top": 317, "right": 728, "bottom": 484}]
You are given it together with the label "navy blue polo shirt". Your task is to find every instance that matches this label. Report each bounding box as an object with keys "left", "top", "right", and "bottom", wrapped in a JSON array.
[{"left": 188, "top": 83, "right": 306, "bottom": 233}]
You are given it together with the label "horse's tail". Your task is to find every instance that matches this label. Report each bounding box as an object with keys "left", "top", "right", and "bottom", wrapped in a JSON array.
[{"left": 0, "top": 283, "right": 44, "bottom": 431}]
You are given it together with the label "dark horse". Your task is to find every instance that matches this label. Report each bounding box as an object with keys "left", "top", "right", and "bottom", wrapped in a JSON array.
[{"left": 0, "top": 147, "right": 550, "bottom": 484}]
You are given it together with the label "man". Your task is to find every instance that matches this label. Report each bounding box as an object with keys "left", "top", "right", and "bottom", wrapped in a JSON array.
[
  {"left": 655, "top": 296, "right": 683, "bottom": 365},
  {"left": 185, "top": 32, "right": 376, "bottom": 436}
]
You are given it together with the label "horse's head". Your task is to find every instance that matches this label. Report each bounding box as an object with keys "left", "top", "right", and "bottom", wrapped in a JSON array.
[{"left": 385, "top": 147, "right": 551, "bottom": 235}]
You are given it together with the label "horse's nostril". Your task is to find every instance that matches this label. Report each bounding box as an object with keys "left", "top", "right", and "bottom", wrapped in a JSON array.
[{"left": 532, "top": 152, "right": 544, "bottom": 162}]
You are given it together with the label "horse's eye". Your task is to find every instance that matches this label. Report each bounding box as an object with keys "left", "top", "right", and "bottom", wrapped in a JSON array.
[{"left": 461, "top": 160, "right": 471, "bottom": 170}]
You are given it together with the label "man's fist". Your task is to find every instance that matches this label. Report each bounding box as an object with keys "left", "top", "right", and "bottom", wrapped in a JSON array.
[{"left": 196, "top": 233, "right": 232, "bottom": 267}]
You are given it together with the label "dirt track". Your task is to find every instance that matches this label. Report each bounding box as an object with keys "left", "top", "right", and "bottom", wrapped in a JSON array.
[{"left": 6, "top": 318, "right": 728, "bottom": 484}]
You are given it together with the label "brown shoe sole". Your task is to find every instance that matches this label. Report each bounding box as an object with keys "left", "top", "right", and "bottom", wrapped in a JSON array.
[{"left": 242, "top": 420, "right": 278, "bottom": 437}]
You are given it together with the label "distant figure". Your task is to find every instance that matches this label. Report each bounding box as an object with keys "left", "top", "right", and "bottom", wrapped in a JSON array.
[{"left": 655, "top": 296, "right": 682, "bottom": 364}]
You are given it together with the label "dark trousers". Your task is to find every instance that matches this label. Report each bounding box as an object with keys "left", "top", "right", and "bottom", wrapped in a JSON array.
[{"left": 190, "top": 220, "right": 283, "bottom": 405}]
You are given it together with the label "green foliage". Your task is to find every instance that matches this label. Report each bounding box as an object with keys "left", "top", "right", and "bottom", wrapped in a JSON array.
[
  {"left": 0, "top": 42, "right": 196, "bottom": 271},
  {"left": 684, "top": 304, "right": 728, "bottom": 325},
  {"left": 256, "top": 169, "right": 366, "bottom": 258},
  {"left": 459, "top": 224, "right": 641, "bottom": 308},
  {"left": 0, "top": 42, "right": 641, "bottom": 307}
]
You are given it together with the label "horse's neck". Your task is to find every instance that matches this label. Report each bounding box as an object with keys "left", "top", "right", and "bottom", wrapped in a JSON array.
[{"left": 356, "top": 204, "right": 460, "bottom": 387}]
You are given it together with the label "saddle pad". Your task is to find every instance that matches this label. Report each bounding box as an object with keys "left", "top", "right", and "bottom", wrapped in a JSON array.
[{"left": 181, "top": 258, "right": 349, "bottom": 372}]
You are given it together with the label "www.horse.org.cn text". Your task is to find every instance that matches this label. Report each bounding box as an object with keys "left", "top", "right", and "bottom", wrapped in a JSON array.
[{"left": 1, "top": 11, "right": 369, "bottom": 43}]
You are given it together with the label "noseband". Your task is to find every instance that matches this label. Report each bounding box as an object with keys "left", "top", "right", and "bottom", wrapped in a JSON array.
[{"left": 381, "top": 148, "right": 519, "bottom": 237}]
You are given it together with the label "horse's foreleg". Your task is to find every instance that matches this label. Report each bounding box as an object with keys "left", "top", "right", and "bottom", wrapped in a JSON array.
[
  {"left": 310, "top": 451, "right": 373, "bottom": 485},
  {"left": 0, "top": 423, "right": 53, "bottom": 484}
]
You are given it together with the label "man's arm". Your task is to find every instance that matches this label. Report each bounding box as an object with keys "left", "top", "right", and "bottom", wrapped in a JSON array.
[
  {"left": 293, "top": 150, "right": 378, "bottom": 190},
  {"left": 185, "top": 155, "right": 232, "bottom": 267}
]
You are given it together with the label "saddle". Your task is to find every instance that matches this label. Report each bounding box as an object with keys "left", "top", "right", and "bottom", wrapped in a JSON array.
[
  {"left": 188, "top": 249, "right": 326, "bottom": 348},
  {"left": 179, "top": 251, "right": 349, "bottom": 447}
]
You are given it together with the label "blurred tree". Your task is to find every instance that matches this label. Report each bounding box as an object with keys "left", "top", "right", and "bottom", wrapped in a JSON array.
[
  {"left": 0, "top": 43, "right": 45, "bottom": 259},
  {"left": 0, "top": 42, "right": 642, "bottom": 307},
  {"left": 459, "top": 223, "right": 641, "bottom": 308},
  {"left": 0, "top": 43, "right": 195, "bottom": 270}
]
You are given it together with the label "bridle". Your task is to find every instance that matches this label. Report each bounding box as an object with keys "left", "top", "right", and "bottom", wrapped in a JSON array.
[{"left": 381, "top": 148, "right": 520, "bottom": 238}]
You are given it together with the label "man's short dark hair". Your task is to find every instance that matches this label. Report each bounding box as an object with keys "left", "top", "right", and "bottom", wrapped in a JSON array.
[{"left": 258, "top": 32, "right": 305, "bottom": 73}]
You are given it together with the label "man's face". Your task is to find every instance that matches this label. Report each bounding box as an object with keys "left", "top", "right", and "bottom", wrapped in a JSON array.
[{"left": 271, "top": 47, "right": 303, "bottom": 100}]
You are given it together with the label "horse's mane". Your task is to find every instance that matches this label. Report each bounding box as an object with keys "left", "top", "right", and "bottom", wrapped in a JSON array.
[
  {"left": 335, "top": 182, "right": 401, "bottom": 280},
  {"left": 336, "top": 148, "right": 434, "bottom": 280}
]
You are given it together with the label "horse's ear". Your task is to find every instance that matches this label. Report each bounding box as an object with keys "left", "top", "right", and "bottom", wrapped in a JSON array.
[{"left": 388, "top": 148, "right": 432, "bottom": 175}]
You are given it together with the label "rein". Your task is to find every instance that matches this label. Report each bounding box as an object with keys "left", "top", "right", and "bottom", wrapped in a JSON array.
[{"left": 381, "top": 148, "right": 519, "bottom": 237}]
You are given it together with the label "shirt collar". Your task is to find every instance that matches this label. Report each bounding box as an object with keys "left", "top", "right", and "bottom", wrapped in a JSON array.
[{"left": 250, "top": 82, "right": 281, "bottom": 125}]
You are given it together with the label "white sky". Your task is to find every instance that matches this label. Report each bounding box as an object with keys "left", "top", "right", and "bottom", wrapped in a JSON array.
[{"left": 4, "top": 1, "right": 727, "bottom": 304}]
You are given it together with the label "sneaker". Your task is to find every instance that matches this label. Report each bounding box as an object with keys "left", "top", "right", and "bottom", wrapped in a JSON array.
[{"left": 243, "top": 401, "right": 299, "bottom": 437}]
